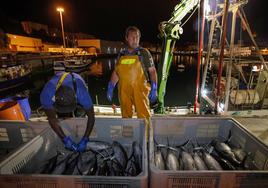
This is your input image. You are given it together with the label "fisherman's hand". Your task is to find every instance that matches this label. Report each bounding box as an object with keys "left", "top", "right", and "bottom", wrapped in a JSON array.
[
  {"left": 107, "top": 81, "right": 115, "bottom": 102},
  {"left": 149, "top": 81, "right": 157, "bottom": 103},
  {"left": 63, "top": 136, "right": 77, "bottom": 151},
  {"left": 77, "top": 137, "right": 89, "bottom": 152}
]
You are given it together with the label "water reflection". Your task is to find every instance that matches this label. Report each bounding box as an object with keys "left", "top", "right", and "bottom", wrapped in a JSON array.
[
  {"left": 88, "top": 61, "right": 103, "bottom": 77},
  {"left": 1, "top": 54, "right": 197, "bottom": 110}
]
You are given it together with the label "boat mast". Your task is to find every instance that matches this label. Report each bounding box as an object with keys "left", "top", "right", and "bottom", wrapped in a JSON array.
[
  {"left": 194, "top": 0, "right": 205, "bottom": 114},
  {"left": 215, "top": 0, "right": 229, "bottom": 114},
  {"left": 224, "top": 6, "right": 238, "bottom": 114}
]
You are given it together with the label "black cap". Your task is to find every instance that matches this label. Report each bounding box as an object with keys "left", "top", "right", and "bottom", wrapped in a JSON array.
[{"left": 54, "top": 85, "right": 77, "bottom": 113}]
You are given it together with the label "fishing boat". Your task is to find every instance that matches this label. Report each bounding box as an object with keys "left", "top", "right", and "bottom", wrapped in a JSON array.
[
  {"left": 0, "top": 63, "right": 32, "bottom": 92},
  {"left": 199, "top": 0, "right": 268, "bottom": 116},
  {"left": 177, "top": 63, "right": 185, "bottom": 72},
  {"left": 53, "top": 58, "right": 92, "bottom": 73}
]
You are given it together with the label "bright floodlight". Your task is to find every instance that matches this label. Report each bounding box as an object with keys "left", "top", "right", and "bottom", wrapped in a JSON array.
[
  {"left": 204, "top": 0, "right": 211, "bottom": 16},
  {"left": 252, "top": 65, "right": 258, "bottom": 72},
  {"left": 219, "top": 103, "right": 224, "bottom": 111},
  {"left": 57, "top": 7, "right": 64, "bottom": 13},
  {"left": 201, "top": 89, "right": 208, "bottom": 96}
]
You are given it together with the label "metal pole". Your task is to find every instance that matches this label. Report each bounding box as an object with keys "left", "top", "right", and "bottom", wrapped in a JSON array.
[
  {"left": 237, "top": 9, "right": 267, "bottom": 71},
  {"left": 201, "top": 16, "right": 216, "bottom": 92},
  {"left": 224, "top": 7, "right": 237, "bottom": 114},
  {"left": 215, "top": 0, "right": 229, "bottom": 113},
  {"left": 59, "top": 11, "right": 66, "bottom": 48},
  {"left": 194, "top": 0, "right": 205, "bottom": 114}
]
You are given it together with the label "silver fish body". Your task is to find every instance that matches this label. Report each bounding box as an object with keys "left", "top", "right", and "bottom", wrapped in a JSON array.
[
  {"left": 166, "top": 151, "right": 180, "bottom": 170},
  {"left": 155, "top": 150, "right": 165, "bottom": 170},
  {"left": 202, "top": 152, "right": 222, "bottom": 170},
  {"left": 132, "top": 141, "right": 142, "bottom": 173},
  {"left": 193, "top": 152, "right": 207, "bottom": 170},
  {"left": 181, "top": 151, "right": 196, "bottom": 170},
  {"left": 86, "top": 141, "right": 112, "bottom": 151},
  {"left": 212, "top": 140, "right": 241, "bottom": 165}
]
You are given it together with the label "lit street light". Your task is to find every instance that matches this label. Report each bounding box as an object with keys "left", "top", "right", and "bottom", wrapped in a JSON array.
[{"left": 56, "top": 7, "right": 66, "bottom": 48}]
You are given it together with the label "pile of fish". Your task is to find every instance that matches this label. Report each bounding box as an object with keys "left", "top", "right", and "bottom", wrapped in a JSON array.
[
  {"left": 37, "top": 140, "right": 142, "bottom": 176},
  {"left": 154, "top": 134, "right": 256, "bottom": 171}
]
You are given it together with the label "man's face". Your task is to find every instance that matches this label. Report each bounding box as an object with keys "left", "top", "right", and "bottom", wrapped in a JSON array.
[{"left": 126, "top": 30, "right": 140, "bottom": 50}]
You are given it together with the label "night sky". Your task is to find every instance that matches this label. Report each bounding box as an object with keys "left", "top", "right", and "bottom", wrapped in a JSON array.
[{"left": 1, "top": 0, "right": 268, "bottom": 44}]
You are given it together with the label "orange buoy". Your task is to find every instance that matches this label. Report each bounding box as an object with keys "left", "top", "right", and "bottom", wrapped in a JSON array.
[{"left": 0, "top": 101, "right": 25, "bottom": 121}]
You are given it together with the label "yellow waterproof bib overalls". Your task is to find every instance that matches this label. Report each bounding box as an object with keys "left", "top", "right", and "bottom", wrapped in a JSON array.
[{"left": 115, "top": 55, "right": 151, "bottom": 118}]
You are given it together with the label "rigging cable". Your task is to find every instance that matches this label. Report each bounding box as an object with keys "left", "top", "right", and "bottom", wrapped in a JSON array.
[{"left": 181, "top": 4, "right": 199, "bottom": 27}]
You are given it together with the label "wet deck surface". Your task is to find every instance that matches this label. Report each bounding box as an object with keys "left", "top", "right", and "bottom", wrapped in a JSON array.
[{"left": 234, "top": 117, "right": 268, "bottom": 146}]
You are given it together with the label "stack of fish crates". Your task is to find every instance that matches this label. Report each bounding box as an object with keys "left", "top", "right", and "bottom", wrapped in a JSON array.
[
  {"left": 149, "top": 117, "right": 268, "bottom": 188},
  {"left": 0, "top": 117, "right": 148, "bottom": 188},
  {"left": 0, "top": 120, "right": 48, "bottom": 160}
]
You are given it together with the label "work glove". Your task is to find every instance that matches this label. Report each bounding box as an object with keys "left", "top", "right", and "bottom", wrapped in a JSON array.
[
  {"left": 149, "top": 81, "right": 157, "bottom": 103},
  {"left": 107, "top": 81, "right": 115, "bottom": 102},
  {"left": 77, "top": 137, "right": 89, "bottom": 152},
  {"left": 63, "top": 136, "right": 77, "bottom": 151}
]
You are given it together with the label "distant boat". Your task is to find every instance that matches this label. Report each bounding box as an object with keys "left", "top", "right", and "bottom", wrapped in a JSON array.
[
  {"left": 177, "top": 64, "right": 185, "bottom": 72},
  {"left": 53, "top": 58, "right": 92, "bottom": 73},
  {"left": 0, "top": 63, "right": 32, "bottom": 92}
]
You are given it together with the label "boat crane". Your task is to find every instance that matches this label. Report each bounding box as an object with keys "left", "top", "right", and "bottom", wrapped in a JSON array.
[
  {"left": 201, "top": 0, "right": 268, "bottom": 115},
  {"left": 156, "top": 0, "right": 200, "bottom": 113},
  {"left": 156, "top": 0, "right": 268, "bottom": 115}
]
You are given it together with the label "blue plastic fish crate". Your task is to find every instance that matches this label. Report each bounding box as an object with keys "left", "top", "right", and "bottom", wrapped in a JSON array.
[
  {"left": 0, "top": 117, "right": 148, "bottom": 188},
  {"left": 149, "top": 117, "right": 268, "bottom": 188},
  {"left": 0, "top": 120, "right": 48, "bottom": 160}
]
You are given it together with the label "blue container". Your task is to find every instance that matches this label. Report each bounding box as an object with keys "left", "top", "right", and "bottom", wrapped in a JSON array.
[{"left": 14, "top": 96, "right": 31, "bottom": 120}]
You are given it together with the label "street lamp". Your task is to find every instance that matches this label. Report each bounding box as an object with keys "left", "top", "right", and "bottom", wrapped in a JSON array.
[{"left": 56, "top": 7, "right": 66, "bottom": 48}]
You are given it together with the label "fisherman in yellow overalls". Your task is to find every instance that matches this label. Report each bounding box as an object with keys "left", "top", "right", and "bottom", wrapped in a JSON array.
[{"left": 107, "top": 26, "right": 157, "bottom": 120}]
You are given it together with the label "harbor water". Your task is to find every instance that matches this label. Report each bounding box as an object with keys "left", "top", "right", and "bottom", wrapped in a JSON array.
[{"left": 0, "top": 54, "right": 197, "bottom": 112}]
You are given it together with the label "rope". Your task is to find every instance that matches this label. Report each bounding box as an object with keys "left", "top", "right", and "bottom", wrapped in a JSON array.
[{"left": 181, "top": 5, "right": 199, "bottom": 27}]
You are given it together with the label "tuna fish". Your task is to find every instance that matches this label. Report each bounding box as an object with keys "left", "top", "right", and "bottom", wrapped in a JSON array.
[
  {"left": 154, "top": 150, "right": 165, "bottom": 170},
  {"left": 63, "top": 152, "right": 80, "bottom": 175},
  {"left": 180, "top": 151, "right": 196, "bottom": 170},
  {"left": 51, "top": 152, "right": 73, "bottom": 175},
  {"left": 72, "top": 151, "right": 97, "bottom": 175},
  {"left": 201, "top": 151, "right": 222, "bottom": 170},
  {"left": 126, "top": 158, "right": 138, "bottom": 176},
  {"left": 211, "top": 139, "right": 241, "bottom": 166},
  {"left": 210, "top": 148, "right": 236, "bottom": 170},
  {"left": 132, "top": 141, "right": 142, "bottom": 173},
  {"left": 193, "top": 152, "right": 207, "bottom": 170},
  {"left": 40, "top": 140, "right": 142, "bottom": 176},
  {"left": 112, "top": 141, "right": 128, "bottom": 170},
  {"left": 166, "top": 147, "right": 180, "bottom": 170},
  {"left": 86, "top": 141, "right": 112, "bottom": 151}
]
